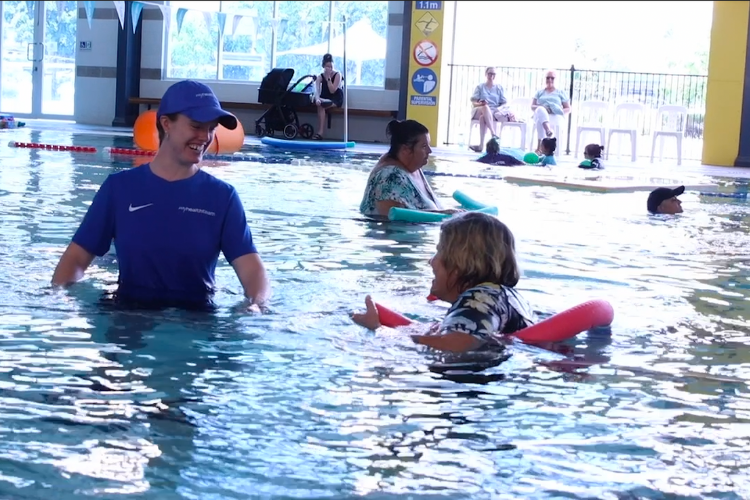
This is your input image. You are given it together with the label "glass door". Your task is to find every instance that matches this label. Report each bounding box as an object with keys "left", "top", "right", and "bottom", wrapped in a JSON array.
[{"left": 0, "top": 1, "right": 77, "bottom": 118}]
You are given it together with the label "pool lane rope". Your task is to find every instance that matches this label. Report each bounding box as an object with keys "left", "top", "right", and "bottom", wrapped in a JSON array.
[
  {"left": 8, "top": 141, "right": 508, "bottom": 180},
  {"left": 699, "top": 191, "right": 748, "bottom": 199},
  {"left": 104, "top": 146, "right": 274, "bottom": 163},
  {"left": 8, "top": 141, "right": 96, "bottom": 153}
]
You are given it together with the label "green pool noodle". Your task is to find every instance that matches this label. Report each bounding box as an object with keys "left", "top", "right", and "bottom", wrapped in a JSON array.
[
  {"left": 452, "top": 190, "right": 489, "bottom": 210},
  {"left": 389, "top": 207, "right": 451, "bottom": 222},
  {"left": 579, "top": 160, "right": 592, "bottom": 168},
  {"left": 523, "top": 152, "right": 540, "bottom": 164},
  {"left": 388, "top": 205, "right": 497, "bottom": 223},
  {"left": 474, "top": 206, "right": 498, "bottom": 215}
]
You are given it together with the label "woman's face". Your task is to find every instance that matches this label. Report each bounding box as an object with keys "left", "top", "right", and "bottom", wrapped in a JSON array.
[
  {"left": 545, "top": 72, "right": 556, "bottom": 88},
  {"left": 323, "top": 62, "right": 333, "bottom": 72},
  {"left": 401, "top": 133, "right": 432, "bottom": 171},
  {"left": 160, "top": 114, "right": 217, "bottom": 166},
  {"left": 429, "top": 243, "right": 453, "bottom": 301}
]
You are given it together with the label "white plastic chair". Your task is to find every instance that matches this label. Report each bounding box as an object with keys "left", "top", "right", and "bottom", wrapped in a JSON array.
[
  {"left": 650, "top": 105, "right": 688, "bottom": 165},
  {"left": 467, "top": 110, "right": 482, "bottom": 148},
  {"left": 606, "top": 102, "right": 646, "bottom": 162},
  {"left": 574, "top": 100, "right": 609, "bottom": 157},
  {"left": 497, "top": 97, "right": 533, "bottom": 149},
  {"left": 529, "top": 112, "right": 565, "bottom": 156}
]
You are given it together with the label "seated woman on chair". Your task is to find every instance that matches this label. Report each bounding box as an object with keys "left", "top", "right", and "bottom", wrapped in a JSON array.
[
  {"left": 531, "top": 69, "right": 570, "bottom": 153},
  {"left": 312, "top": 53, "right": 344, "bottom": 140},
  {"left": 469, "top": 67, "right": 516, "bottom": 153}
]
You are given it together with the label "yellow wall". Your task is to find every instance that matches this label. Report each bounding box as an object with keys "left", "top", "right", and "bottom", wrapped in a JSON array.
[
  {"left": 404, "top": 1, "right": 446, "bottom": 147},
  {"left": 702, "top": 1, "right": 750, "bottom": 166}
]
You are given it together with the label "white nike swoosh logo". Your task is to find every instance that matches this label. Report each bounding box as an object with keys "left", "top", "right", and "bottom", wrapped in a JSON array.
[{"left": 129, "top": 203, "right": 154, "bottom": 212}]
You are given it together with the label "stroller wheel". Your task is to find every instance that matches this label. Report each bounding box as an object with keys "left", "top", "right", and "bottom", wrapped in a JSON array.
[
  {"left": 283, "top": 124, "right": 298, "bottom": 140},
  {"left": 255, "top": 124, "right": 265, "bottom": 137},
  {"left": 299, "top": 123, "right": 314, "bottom": 140}
]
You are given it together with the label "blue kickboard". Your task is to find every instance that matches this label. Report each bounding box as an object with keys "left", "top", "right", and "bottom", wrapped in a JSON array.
[{"left": 261, "top": 136, "right": 356, "bottom": 150}]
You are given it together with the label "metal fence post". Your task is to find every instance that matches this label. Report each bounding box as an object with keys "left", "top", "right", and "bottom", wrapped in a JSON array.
[
  {"left": 446, "top": 63, "right": 455, "bottom": 145},
  {"left": 566, "top": 64, "right": 575, "bottom": 155}
]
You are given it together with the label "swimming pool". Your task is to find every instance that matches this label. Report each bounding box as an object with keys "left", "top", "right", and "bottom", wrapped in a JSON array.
[{"left": 0, "top": 126, "right": 748, "bottom": 499}]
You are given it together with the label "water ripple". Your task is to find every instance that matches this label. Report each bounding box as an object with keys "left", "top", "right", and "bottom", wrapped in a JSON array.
[{"left": 0, "top": 129, "right": 747, "bottom": 498}]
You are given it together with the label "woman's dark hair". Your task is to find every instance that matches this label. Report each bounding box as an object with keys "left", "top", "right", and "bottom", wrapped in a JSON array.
[
  {"left": 385, "top": 119, "right": 429, "bottom": 158},
  {"left": 485, "top": 137, "right": 500, "bottom": 155},
  {"left": 541, "top": 137, "right": 557, "bottom": 155},
  {"left": 156, "top": 113, "right": 179, "bottom": 145},
  {"left": 584, "top": 143, "right": 604, "bottom": 158},
  {"left": 322, "top": 53, "right": 333, "bottom": 66}
]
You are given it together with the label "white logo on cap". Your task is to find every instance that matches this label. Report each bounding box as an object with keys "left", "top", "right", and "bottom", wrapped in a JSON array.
[{"left": 195, "top": 93, "right": 213, "bottom": 98}]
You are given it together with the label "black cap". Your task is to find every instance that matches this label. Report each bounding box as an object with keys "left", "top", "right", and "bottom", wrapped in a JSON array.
[{"left": 647, "top": 186, "right": 685, "bottom": 214}]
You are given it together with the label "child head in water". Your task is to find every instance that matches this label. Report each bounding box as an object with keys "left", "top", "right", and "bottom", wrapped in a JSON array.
[
  {"left": 540, "top": 137, "right": 557, "bottom": 157},
  {"left": 485, "top": 137, "right": 500, "bottom": 155},
  {"left": 584, "top": 144, "right": 604, "bottom": 160}
]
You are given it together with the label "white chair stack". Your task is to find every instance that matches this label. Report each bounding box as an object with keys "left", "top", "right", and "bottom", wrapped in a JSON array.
[
  {"left": 497, "top": 97, "right": 533, "bottom": 149},
  {"left": 574, "top": 100, "right": 608, "bottom": 157},
  {"left": 606, "top": 102, "right": 646, "bottom": 162},
  {"left": 650, "top": 105, "right": 688, "bottom": 166}
]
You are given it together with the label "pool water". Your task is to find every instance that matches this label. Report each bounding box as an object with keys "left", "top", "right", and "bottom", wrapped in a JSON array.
[{"left": 0, "top": 127, "right": 749, "bottom": 499}]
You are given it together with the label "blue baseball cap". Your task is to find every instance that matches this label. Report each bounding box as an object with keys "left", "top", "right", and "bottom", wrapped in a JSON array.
[{"left": 157, "top": 80, "right": 237, "bottom": 130}]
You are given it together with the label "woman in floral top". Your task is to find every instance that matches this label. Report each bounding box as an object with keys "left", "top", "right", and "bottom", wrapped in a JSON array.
[
  {"left": 360, "top": 119, "right": 464, "bottom": 218},
  {"left": 353, "top": 212, "right": 535, "bottom": 353}
]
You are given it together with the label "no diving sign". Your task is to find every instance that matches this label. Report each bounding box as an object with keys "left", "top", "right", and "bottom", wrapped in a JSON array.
[{"left": 413, "top": 39, "right": 438, "bottom": 67}]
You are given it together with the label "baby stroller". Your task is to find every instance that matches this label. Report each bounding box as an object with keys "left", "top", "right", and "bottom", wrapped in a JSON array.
[{"left": 255, "top": 68, "right": 316, "bottom": 140}]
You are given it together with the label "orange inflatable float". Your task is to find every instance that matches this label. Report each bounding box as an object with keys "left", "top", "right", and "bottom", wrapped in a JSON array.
[
  {"left": 132, "top": 110, "right": 245, "bottom": 154},
  {"left": 133, "top": 110, "right": 159, "bottom": 152},
  {"left": 207, "top": 118, "right": 245, "bottom": 154}
]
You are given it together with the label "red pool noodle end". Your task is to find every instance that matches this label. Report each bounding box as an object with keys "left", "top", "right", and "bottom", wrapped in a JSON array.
[
  {"left": 427, "top": 294, "right": 439, "bottom": 302},
  {"left": 513, "top": 299, "right": 614, "bottom": 344},
  {"left": 375, "top": 303, "right": 413, "bottom": 328}
]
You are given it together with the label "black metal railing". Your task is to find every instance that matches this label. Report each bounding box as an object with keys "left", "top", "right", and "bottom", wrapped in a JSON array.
[{"left": 445, "top": 64, "right": 707, "bottom": 161}]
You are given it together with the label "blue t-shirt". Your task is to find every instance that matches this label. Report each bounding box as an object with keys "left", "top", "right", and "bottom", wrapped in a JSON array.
[
  {"left": 534, "top": 89, "right": 569, "bottom": 116},
  {"left": 72, "top": 165, "right": 257, "bottom": 307}
]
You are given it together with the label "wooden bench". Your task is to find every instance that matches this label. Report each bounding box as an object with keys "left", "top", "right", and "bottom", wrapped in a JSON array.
[{"left": 128, "top": 97, "right": 396, "bottom": 130}]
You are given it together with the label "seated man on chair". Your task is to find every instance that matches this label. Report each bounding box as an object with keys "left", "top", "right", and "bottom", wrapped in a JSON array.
[{"left": 469, "top": 67, "right": 516, "bottom": 153}]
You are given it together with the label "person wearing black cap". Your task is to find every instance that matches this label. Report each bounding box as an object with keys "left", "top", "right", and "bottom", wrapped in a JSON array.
[
  {"left": 647, "top": 186, "right": 684, "bottom": 215},
  {"left": 52, "top": 80, "right": 270, "bottom": 311}
]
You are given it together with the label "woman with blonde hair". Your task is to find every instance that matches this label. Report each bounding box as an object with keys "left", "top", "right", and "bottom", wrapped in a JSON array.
[{"left": 352, "top": 212, "right": 536, "bottom": 353}]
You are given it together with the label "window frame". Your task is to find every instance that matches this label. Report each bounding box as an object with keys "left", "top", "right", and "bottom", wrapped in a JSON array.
[{"left": 161, "top": 0, "right": 387, "bottom": 89}]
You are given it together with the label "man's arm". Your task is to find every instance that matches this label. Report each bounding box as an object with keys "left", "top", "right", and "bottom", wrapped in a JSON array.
[
  {"left": 51, "top": 242, "right": 96, "bottom": 287},
  {"left": 231, "top": 253, "right": 270, "bottom": 306},
  {"left": 51, "top": 177, "right": 115, "bottom": 287}
]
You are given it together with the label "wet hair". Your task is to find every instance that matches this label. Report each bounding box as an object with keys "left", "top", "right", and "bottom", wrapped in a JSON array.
[
  {"left": 541, "top": 137, "right": 557, "bottom": 155},
  {"left": 584, "top": 144, "right": 604, "bottom": 158},
  {"left": 156, "top": 113, "right": 179, "bottom": 145},
  {"left": 486, "top": 137, "right": 500, "bottom": 155},
  {"left": 438, "top": 212, "right": 521, "bottom": 292},
  {"left": 385, "top": 119, "right": 429, "bottom": 159},
  {"left": 322, "top": 53, "right": 333, "bottom": 66},
  {"left": 485, "top": 67, "right": 496, "bottom": 75}
]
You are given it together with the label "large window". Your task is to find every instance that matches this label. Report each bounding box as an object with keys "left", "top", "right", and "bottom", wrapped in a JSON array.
[{"left": 164, "top": 1, "right": 388, "bottom": 87}]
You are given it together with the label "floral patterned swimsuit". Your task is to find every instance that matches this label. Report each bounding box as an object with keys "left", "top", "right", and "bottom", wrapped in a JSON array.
[
  {"left": 438, "top": 282, "right": 536, "bottom": 350},
  {"left": 359, "top": 164, "right": 440, "bottom": 217}
]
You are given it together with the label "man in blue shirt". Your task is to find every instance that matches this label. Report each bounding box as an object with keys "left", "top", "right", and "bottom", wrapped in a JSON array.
[{"left": 52, "top": 80, "right": 270, "bottom": 311}]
